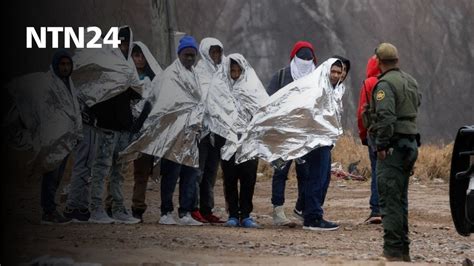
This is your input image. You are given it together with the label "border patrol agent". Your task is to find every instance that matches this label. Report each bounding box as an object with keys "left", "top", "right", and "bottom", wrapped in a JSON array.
[{"left": 365, "top": 42, "right": 421, "bottom": 262}]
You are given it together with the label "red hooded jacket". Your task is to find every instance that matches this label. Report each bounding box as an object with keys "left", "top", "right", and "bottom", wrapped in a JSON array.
[{"left": 357, "top": 55, "right": 381, "bottom": 144}]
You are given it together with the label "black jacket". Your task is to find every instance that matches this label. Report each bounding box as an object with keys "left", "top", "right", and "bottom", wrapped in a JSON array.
[
  {"left": 266, "top": 66, "right": 294, "bottom": 96},
  {"left": 91, "top": 88, "right": 141, "bottom": 131}
]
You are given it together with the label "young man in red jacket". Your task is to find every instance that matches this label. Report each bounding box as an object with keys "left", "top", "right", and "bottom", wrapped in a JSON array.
[{"left": 357, "top": 55, "right": 382, "bottom": 224}]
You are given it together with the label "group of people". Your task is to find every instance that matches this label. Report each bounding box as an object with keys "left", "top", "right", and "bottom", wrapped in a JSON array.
[{"left": 6, "top": 24, "right": 421, "bottom": 262}]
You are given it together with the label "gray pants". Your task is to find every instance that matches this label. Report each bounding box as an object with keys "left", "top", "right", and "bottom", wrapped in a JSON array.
[
  {"left": 66, "top": 124, "right": 96, "bottom": 210},
  {"left": 90, "top": 128, "right": 130, "bottom": 213}
]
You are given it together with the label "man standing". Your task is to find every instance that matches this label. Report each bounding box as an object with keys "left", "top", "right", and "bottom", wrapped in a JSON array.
[
  {"left": 88, "top": 26, "right": 141, "bottom": 224},
  {"left": 267, "top": 41, "right": 317, "bottom": 226},
  {"left": 193, "top": 37, "right": 227, "bottom": 223},
  {"left": 357, "top": 55, "right": 382, "bottom": 224},
  {"left": 302, "top": 59, "right": 343, "bottom": 231},
  {"left": 129, "top": 41, "right": 163, "bottom": 223},
  {"left": 368, "top": 43, "right": 421, "bottom": 261}
]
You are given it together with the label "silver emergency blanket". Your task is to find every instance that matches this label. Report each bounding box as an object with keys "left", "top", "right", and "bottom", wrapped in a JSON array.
[
  {"left": 5, "top": 68, "right": 82, "bottom": 174},
  {"left": 130, "top": 41, "right": 163, "bottom": 118},
  {"left": 195, "top": 38, "right": 238, "bottom": 142},
  {"left": 221, "top": 53, "right": 269, "bottom": 160},
  {"left": 235, "top": 58, "right": 345, "bottom": 163},
  {"left": 121, "top": 58, "right": 204, "bottom": 168},
  {"left": 72, "top": 26, "right": 143, "bottom": 107}
]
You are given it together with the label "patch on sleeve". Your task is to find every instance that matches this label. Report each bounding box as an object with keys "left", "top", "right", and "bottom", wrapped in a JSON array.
[{"left": 376, "top": 90, "right": 385, "bottom": 101}]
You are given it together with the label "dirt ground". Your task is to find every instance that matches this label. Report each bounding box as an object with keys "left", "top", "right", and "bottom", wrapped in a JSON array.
[{"left": 2, "top": 166, "right": 473, "bottom": 265}]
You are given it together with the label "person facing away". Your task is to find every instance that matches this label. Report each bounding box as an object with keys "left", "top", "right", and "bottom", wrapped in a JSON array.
[
  {"left": 357, "top": 54, "right": 383, "bottom": 224},
  {"left": 367, "top": 42, "right": 421, "bottom": 262},
  {"left": 266, "top": 41, "right": 317, "bottom": 226}
]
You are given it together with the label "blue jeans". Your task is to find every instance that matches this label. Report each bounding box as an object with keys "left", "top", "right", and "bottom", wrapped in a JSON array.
[
  {"left": 41, "top": 155, "right": 69, "bottom": 214},
  {"left": 271, "top": 160, "right": 307, "bottom": 208},
  {"left": 303, "top": 146, "right": 331, "bottom": 222},
  {"left": 90, "top": 128, "right": 130, "bottom": 213},
  {"left": 66, "top": 124, "right": 96, "bottom": 210},
  {"left": 369, "top": 144, "right": 381, "bottom": 215},
  {"left": 160, "top": 159, "right": 199, "bottom": 217}
]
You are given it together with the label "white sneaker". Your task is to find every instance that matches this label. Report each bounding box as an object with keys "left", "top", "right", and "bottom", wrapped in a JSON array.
[
  {"left": 177, "top": 213, "right": 203, "bottom": 226},
  {"left": 112, "top": 210, "right": 140, "bottom": 224},
  {"left": 89, "top": 208, "right": 115, "bottom": 224},
  {"left": 159, "top": 213, "right": 177, "bottom": 225},
  {"left": 272, "top": 205, "right": 292, "bottom": 225}
]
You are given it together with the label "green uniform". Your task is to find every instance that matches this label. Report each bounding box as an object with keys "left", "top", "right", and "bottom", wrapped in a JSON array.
[{"left": 369, "top": 68, "right": 421, "bottom": 259}]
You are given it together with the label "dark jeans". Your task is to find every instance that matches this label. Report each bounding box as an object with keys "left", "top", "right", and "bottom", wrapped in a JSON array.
[
  {"left": 303, "top": 146, "right": 332, "bottom": 223},
  {"left": 221, "top": 155, "right": 258, "bottom": 219},
  {"left": 132, "top": 153, "right": 154, "bottom": 213},
  {"left": 271, "top": 160, "right": 307, "bottom": 208},
  {"left": 368, "top": 145, "right": 380, "bottom": 215},
  {"left": 320, "top": 151, "right": 332, "bottom": 207},
  {"left": 196, "top": 134, "right": 224, "bottom": 215},
  {"left": 41, "top": 155, "right": 69, "bottom": 214},
  {"left": 160, "top": 158, "right": 199, "bottom": 217}
]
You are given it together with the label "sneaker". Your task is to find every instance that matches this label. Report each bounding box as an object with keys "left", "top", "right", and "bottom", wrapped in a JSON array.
[
  {"left": 41, "top": 210, "right": 72, "bottom": 225},
  {"left": 272, "top": 205, "right": 292, "bottom": 226},
  {"left": 303, "top": 219, "right": 339, "bottom": 231},
  {"left": 365, "top": 214, "right": 382, "bottom": 224},
  {"left": 191, "top": 210, "right": 208, "bottom": 223},
  {"left": 293, "top": 208, "right": 304, "bottom": 222},
  {"left": 63, "top": 207, "right": 90, "bottom": 223},
  {"left": 177, "top": 213, "right": 203, "bottom": 226},
  {"left": 203, "top": 213, "right": 224, "bottom": 223},
  {"left": 89, "top": 208, "right": 115, "bottom": 224},
  {"left": 224, "top": 217, "right": 240, "bottom": 227},
  {"left": 241, "top": 217, "right": 260, "bottom": 228},
  {"left": 106, "top": 207, "right": 113, "bottom": 218},
  {"left": 112, "top": 210, "right": 141, "bottom": 224},
  {"left": 159, "top": 213, "right": 177, "bottom": 225},
  {"left": 132, "top": 208, "right": 144, "bottom": 223}
]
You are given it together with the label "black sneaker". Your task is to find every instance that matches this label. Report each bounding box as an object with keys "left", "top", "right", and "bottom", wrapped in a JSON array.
[
  {"left": 303, "top": 219, "right": 339, "bottom": 231},
  {"left": 132, "top": 208, "right": 144, "bottom": 223},
  {"left": 293, "top": 208, "right": 304, "bottom": 222},
  {"left": 106, "top": 207, "right": 113, "bottom": 218},
  {"left": 41, "top": 210, "right": 72, "bottom": 225},
  {"left": 63, "top": 207, "right": 90, "bottom": 223}
]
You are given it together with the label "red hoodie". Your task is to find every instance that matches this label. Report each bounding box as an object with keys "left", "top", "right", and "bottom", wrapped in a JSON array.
[
  {"left": 289, "top": 41, "right": 317, "bottom": 65},
  {"left": 357, "top": 55, "right": 381, "bottom": 144}
]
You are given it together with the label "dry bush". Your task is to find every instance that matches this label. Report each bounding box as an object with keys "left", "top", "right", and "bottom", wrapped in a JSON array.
[
  {"left": 332, "top": 133, "right": 453, "bottom": 182},
  {"left": 414, "top": 142, "right": 452, "bottom": 181},
  {"left": 332, "top": 133, "right": 372, "bottom": 180}
]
